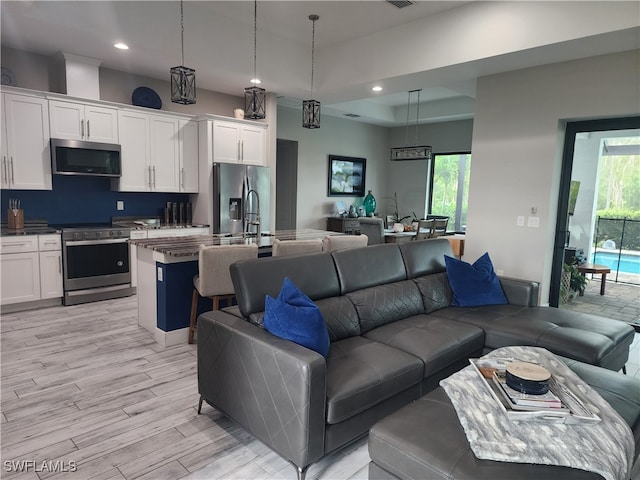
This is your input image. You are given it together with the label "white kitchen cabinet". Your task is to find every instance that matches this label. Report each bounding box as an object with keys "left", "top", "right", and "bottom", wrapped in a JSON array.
[
  {"left": 149, "top": 115, "right": 180, "bottom": 192},
  {"left": 116, "top": 109, "right": 150, "bottom": 191},
  {"left": 49, "top": 99, "right": 118, "bottom": 143},
  {"left": 1, "top": 234, "right": 63, "bottom": 306},
  {"left": 116, "top": 110, "right": 189, "bottom": 193},
  {"left": 0, "top": 237, "right": 41, "bottom": 305},
  {"left": 129, "top": 230, "right": 148, "bottom": 288},
  {"left": 1, "top": 92, "right": 52, "bottom": 190},
  {"left": 180, "top": 119, "right": 199, "bottom": 193},
  {"left": 212, "top": 120, "right": 266, "bottom": 166},
  {"left": 38, "top": 234, "right": 63, "bottom": 299}
]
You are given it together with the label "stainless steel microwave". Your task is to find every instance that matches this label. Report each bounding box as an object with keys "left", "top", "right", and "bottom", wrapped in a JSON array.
[{"left": 51, "top": 138, "right": 121, "bottom": 177}]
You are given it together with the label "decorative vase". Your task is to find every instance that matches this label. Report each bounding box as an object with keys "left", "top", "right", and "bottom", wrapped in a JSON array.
[{"left": 363, "top": 190, "right": 376, "bottom": 216}]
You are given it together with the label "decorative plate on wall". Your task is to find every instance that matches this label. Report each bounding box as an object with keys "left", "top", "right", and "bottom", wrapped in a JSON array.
[
  {"left": 1, "top": 67, "right": 17, "bottom": 86},
  {"left": 132, "top": 86, "right": 162, "bottom": 109}
]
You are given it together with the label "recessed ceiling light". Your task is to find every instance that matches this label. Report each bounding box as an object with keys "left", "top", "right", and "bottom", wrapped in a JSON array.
[
  {"left": 114, "top": 43, "right": 129, "bottom": 50},
  {"left": 251, "top": 78, "right": 262, "bottom": 85},
  {"left": 372, "top": 86, "right": 383, "bottom": 92}
]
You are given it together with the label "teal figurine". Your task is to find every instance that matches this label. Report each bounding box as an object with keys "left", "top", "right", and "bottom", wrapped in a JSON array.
[{"left": 363, "top": 190, "right": 376, "bottom": 216}]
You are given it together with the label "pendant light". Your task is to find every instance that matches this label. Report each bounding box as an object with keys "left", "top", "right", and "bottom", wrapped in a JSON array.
[
  {"left": 302, "top": 14, "right": 320, "bottom": 129},
  {"left": 244, "top": 0, "right": 266, "bottom": 119},
  {"left": 390, "top": 89, "right": 432, "bottom": 161},
  {"left": 170, "top": 0, "right": 196, "bottom": 105}
]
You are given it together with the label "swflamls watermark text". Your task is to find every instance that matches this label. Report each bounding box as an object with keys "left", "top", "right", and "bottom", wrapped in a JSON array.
[{"left": 3, "top": 460, "right": 77, "bottom": 473}]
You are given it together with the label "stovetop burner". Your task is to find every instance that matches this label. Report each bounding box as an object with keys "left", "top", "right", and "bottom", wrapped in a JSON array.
[{"left": 57, "top": 223, "right": 131, "bottom": 241}]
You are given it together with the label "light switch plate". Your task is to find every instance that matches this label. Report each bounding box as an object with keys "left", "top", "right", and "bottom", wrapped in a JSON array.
[
  {"left": 517, "top": 216, "right": 525, "bottom": 227},
  {"left": 527, "top": 216, "right": 540, "bottom": 228},
  {"left": 157, "top": 266, "right": 163, "bottom": 282},
  {"left": 117, "top": 200, "right": 124, "bottom": 211}
]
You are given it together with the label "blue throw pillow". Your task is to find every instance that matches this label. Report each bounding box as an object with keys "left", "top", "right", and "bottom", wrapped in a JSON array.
[
  {"left": 263, "top": 277, "right": 330, "bottom": 357},
  {"left": 445, "top": 252, "right": 508, "bottom": 307}
]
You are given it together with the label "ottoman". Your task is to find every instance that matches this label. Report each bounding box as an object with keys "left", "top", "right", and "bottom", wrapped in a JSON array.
[{"left": 368, "top": 361, "right": 640, "bottom": 480}]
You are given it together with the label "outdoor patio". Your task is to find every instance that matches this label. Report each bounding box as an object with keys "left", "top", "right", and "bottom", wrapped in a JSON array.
[{"left": 561, "top": 277, "right": 640, "bottom": 330}]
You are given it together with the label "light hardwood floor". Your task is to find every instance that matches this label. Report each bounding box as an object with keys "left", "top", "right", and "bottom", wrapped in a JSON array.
[
  {"left": 0, "top": 296, "right": 368, "bottom": 480},
  {"left": 2, "top": 296, "right": 639, "bottom": 480}
]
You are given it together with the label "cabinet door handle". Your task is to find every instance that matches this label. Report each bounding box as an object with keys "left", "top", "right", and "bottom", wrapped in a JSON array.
[
  {"left": 237, "top": 141, "right": 241, "bottom": 162},
  {"left": 81, "top": 119, "right": 84, "bottom": 138},
  {"left": 10, "top": 157, "right": 14, "bottom": 184},
  {"left": 147, "top": 165, "right": 152, "bottom": 188},
  {"left": 87, "top": 119, "right": 91, "bottom": 138},
  {"left": 181, "top": 167, "right": 185, "bottom": 189},
  {"left": 58, "top": 256, "right": 62, "bottom": 274},
  {"left": 152, "top": 166, "right": 156, "bottom": 188},
  {"left": 241, "top": 140, "right": 244, "bottom": 162},
  {"left": 2, "top": 157, "right": 6, "bottom": 184}
]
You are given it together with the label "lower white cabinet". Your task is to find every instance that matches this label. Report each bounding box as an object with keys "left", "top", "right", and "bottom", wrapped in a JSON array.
[
  {"left": 0, "top": 234, "right": 62, "bottom": 306},
  {"left": 38, "top": 234, "right": 63, "bottom": 299}
]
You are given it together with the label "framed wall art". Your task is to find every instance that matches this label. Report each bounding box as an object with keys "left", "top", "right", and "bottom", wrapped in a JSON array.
[{"left": 328, "top": 155, "right": 366, "bottom": 197}]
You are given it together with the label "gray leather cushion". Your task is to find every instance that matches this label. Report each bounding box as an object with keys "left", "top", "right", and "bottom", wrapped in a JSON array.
[
  {"left": 433, "top": 306, "right": 635, "bottom": 369},
  {"left": 369, "top": 387, "right": 604, "bottom": 480},
  {"left": 413, "top": 273, "right": 452, "bottom": 313},
  {"left": 364, "top": 315, "right": 484, "bottom": 377},
  {"left": 315, "top": 296, "right": 361, "bottom": 341},
  {"left": 332, "top": 244, "right": 406, "bottom": 294},
  {"left": 347, "top": 280, "right": 424, "bottom": 334},
  {"left": 398, "top": 238, "right": 452, "bottom": 278},
  {"left": 325, "top": 336, "right": 423, "bottom": 424},
  {"left": 230, "top": 252, "right": 340, "bottom": 317}
]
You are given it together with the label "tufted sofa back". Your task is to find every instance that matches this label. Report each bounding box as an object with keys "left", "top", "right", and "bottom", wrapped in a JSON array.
[{"left": 230, "top": 238, "right": 456, "bottom": 341}]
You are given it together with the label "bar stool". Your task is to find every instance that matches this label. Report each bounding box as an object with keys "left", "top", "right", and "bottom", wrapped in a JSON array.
[
  {"left": 188, "top": 243, "right": 258, "bottom": 344},
  {"left": 272, "top": 238, "right": 323, "bottom": 256},
  {"left": 322, "top": 234, "right": 368, "bottom": 251}
]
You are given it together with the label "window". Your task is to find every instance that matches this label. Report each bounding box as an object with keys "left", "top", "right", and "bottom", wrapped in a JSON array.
[{"left": 427, "top": 152, "right": 471, "bottom": 232}]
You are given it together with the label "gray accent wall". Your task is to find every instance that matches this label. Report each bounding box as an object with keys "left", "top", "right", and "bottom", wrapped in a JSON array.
[
  {"left": 467, "top": 50, "right": 640, "bottom": 305},
  {"left": 276, "top": 105, "right": 390, "bottom": 230}
]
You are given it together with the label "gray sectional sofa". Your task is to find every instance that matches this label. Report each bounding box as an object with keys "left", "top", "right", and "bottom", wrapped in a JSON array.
[{"left": 196, "top": 239, "right": 635, "bottom": 480}]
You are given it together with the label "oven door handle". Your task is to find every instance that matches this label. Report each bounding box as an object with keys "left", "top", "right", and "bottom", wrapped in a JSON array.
[{"left": 65, "top": 238, "right": 129, "bottom": 246}]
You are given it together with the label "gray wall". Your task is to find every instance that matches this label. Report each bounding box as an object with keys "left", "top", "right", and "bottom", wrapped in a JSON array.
[
  {"left": 468, "top": 50, "right": 639, "bottom": 305},
  {"left": 386, "top": 120, "right": 473, "bottom": 222},
  {"left": 276, "top": 105, "right": 390, "bottom": 230}
]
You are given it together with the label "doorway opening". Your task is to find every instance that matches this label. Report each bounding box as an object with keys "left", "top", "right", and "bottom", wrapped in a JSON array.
[
  {"left": 275, "top": 139, "right": 298, "bottom": 231},
  {"left": 550, "top": 117, "right": 639, "bottom": 328}
]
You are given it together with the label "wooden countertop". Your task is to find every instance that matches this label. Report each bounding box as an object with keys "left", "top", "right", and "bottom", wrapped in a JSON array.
[{"left": 130, "top": 229, "right": 342, "bottom": 257}]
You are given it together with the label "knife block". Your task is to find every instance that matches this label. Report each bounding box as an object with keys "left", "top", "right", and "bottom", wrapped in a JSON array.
[{"left": 7, "top": 209, "right": 24, "bottom": 229}]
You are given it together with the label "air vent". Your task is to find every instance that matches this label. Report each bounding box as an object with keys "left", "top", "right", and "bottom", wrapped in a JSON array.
[
  {"left": 386, "top": 0, "right": 414, "bottom": 8},
  {"left": 344, "top": 113, "right": 361, "bottom": 118}
]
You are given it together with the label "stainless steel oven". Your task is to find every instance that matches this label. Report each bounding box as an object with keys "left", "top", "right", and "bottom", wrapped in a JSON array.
[{"left": 62, "top": 226, "right": 134, "bottom": 305}]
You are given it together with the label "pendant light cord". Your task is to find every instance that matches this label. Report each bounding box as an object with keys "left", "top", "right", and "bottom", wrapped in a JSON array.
[
  {"left": 180, "top": 0, "right": 185, "bottom": 66},
  {"left": 253, "top": 0, "right": 257, "bottom": 81},
  {"left": 415, "top": 89, "right": 421, "bottom": 146},
  {"left": 309, "top": 15, "right": 318, "bottom": 98}
]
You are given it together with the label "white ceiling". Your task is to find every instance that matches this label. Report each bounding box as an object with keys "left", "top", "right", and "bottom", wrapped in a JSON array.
[{"left": 1, "top": 1, "right": 638, "bottom": 126}]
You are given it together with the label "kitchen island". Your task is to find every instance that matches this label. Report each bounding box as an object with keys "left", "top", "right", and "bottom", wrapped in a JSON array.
[{"left": 131, "top": 229, "right": 342, "bottom": 345}]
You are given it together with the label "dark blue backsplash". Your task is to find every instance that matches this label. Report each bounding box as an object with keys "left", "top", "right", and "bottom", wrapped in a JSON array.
[{"left": 1, "top": 175, "right": 190, "bottom": 224}]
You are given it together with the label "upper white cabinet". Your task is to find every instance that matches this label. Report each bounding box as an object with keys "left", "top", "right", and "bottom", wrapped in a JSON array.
[
  {"left": 180, "top": 119, "right": 199, "bottom": 193},
  {"left": 212, "top": 120, "right": 266, "bottom": 166},
  {"left": 149, "top": 115, "right": 180, "bottom": 192},
  {"left": 116, "top": 109, "right": 150, "bottom": 191},
  {"left": 1, "top": 92, "right": 52, "bottom": 190},
  {"left": 49, "top": 99, "right": 118, "bottom": 143},
  {"left": 116, "top": 109, "right": 195, "bottom": 193}
]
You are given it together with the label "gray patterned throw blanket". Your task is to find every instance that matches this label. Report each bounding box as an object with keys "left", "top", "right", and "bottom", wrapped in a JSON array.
[{"left": 440, "top": 346, "right": 634, "bottom": 480}]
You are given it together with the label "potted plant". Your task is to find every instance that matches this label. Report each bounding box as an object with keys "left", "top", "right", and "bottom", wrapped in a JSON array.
[
  {"left": 386, "top": 192, "right": 411, "bottom": 224},
  {"left": 560, "top": 262, "right": 588, "bottom": 302}
]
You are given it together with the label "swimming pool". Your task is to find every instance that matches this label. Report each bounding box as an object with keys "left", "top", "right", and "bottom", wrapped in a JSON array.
[{"left": 593, "top": 251, "right": 640, "bottom": 274}]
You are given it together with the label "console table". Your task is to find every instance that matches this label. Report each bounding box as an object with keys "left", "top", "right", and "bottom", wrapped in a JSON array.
[{"left": 326, "top": 216, "right": 360, "bottom": 234}]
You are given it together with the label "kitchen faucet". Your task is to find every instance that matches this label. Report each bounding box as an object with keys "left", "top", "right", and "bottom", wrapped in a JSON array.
[{"left": 245, "top": 188, "right": 261, "bottom": 238}]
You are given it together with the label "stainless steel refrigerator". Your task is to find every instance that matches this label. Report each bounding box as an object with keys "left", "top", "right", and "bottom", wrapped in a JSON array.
[{"left": 212, "top": 163, "right": 270, "bottom": 235}]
